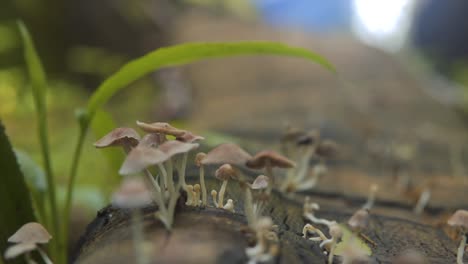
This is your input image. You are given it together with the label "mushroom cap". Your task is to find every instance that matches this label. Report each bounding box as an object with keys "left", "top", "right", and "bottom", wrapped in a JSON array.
[
  {"left": 94, "top": 127, "right": 140, "bottom": 148},
  {"left": 329, "top": 223, "right": 343, "bottom": 238},
  {"left": 176, "top": 131, "right": 205, "bottom": 143},
  {"left": 195, "top": 152, "right": 207, "bottom": 167},
  {"left": 315, "top": 140, "right": 339, "bottom": 158},
  {"left": 447, "top": 209, "right": 468, "bottom": 230},
  {"left": 112, "top": 177, "right": 153, "bottom": 208},
  {"left": 158, "top": 140, "right": 199, "bottom": 157},
  {"left": 136, "top": 121, "right": 186, "bottom": 137},
  {"left": 215, "top": 164, "right": 238, "bottom": 180},
  {"left": 348, "top": 209, "right": 369, "bottom": 231},
  {"left": 138, "top": 133, "right": 162, "bottom": 148},
  {"left": 246, "top": 150, "right": 295, "bottom": 169},
  {"left": 201, "top": 143, "right": 252, "bottom": 166},
  {"left": 119, "top": 145, "right": 169, "bottom": 175},
  {"left": 193, "top": 184, "right": 201, "bottom": 191},
  {"left": 8, "top": 222, "right": 52, "bottom": 244},
  {"left": 4, "top": 243, "right": 37, "bottom": 259},
  {"left": 251, "top": 175, "right": 269, "bottom": 190}
]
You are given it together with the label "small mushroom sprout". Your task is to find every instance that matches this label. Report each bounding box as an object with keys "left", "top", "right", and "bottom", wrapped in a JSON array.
[
  {"left": 447, "top": 209, "right": 468, "bottom": 264},
  {"left": 303, "top": 197, "right": 335, "bottom": 226},
  {"left": 214, "top": 164, "right": 238, "bottom": 208}
]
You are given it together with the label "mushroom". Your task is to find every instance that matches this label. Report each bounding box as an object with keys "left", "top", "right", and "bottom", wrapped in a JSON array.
[
  {"left": 223, "top": 199, "right": 235, "bottom": 213},
  {"left": 94, "top": 127, "right": 141, "bottom": 153},
  {"left": 303, "top": 197, "right": 334, "bottom": 226},
  {"left": 248, "top": 175, "right": 270, "bottom": 226},
  {"left": 215, "top": 164, "right": 238, "bottom": 208},
  {"left": 447, "top": 209, "right": 468, "bottom": 264},
  {"left": 319, "top": 223, "right": 343, "bottom": 264},
  {"left": 112, "top": 177, "right": 152, "bottom": 264},
  {"left": 201, "top": 143, "right": 252, "bottom": 166},
  {"left": 6, "top": 222, "right": 53, "bottom": 264},
  {"left": 246, "top": 150, "right": 295, "bottom": 192},
  {"left": 185, "top": 185, "right": 194, "bottom": 206},
  {"left": 348, "top": 209, "right": 369, "bottom": 233},
  {"left": 302, "top": 223, "right": 328, "bottom": 242},
  {"left": 119, "top": 145, "right": 168, "bottom": 175},
  {"left": 195, "top": 152, "right": 208, "bottom": 206},
  {"left": 136, "top": 120, "right": 186, "bottom": 142}
]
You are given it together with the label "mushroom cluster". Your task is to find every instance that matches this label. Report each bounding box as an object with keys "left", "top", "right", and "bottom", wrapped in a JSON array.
[
  {"left": 95, "top": 121, "right": 203, "bottom": 230},
  {"left": 4, "top": 222, "right": 53, "bottom": 264}
]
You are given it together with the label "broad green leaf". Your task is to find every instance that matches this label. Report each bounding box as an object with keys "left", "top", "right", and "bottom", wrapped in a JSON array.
[
  {"left": 0, "top": 121, "right": 35, "bottom": 263},
  {"left": 14, "top": 149, "right": 47, "bottom": 192},
  {"left": 90, "top": 110, "right": 124, "bottom": 195},
  {"left": 85, "top": 41, "right": 336, "bottom": 121}
]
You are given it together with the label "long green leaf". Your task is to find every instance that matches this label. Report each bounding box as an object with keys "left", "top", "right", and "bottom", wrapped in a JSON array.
[
  {"left": 17, "top": 21, "right": 61, "bottom": 262},
  {"left": 85, "top": 41, "right": 336, "bottom": 120},
  {"left": 0, "top": 121, "right": 35, "bottom": 264}
]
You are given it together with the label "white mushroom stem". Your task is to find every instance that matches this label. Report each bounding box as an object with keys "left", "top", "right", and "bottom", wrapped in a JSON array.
[
  {"left": 218, "top": 180, "right": 229, "bottom": 208},
  {"left": 302, "top": 224, "right": 328, "bottom": 241},
  {"left": 166, "top": 181, "right": 181, "bottom": 227},
  {"left": 413, "top": 188, "right": 431, "bottom": 214},
  {"left": 327, "top": 238, "right": 338, "bottom": 264},
  {"left": 294, "top": 146, "right": 316, "bottom": 183},
  {"left": 164, "top": 160, "right": 176, "bottom": 196},
  {"left": 194, "top": 184, "right": 201, "bottom": 206},
  {"left": 457, "top": 233, "right": 466, "bottom": 264},
  {"left": 199, "top": 165, "right": 207, "bottom": 206},
  {"left": 157, "top": 164, "right": 169, "bottom": 193},
  {"left": 223, "top": 199, "right": 235, "bottom": 213},
  {"left": 363, "top": 184, "right": 378, "bottom": 210},
  {"left": 244, "top": 188, "right": 255, "bottom": 227},
  {"left": 131, "top": 210, "right": 149, "bottom": 264},
  {"left": 177, "top": 152, "right": 189, "bottom": 189},
  {"left": 36, "top": 247, "right": 53, "bottom": 264},
  {"left": 304, "top": 213, "right": 335, "bottom": 226},
  {"left": 211, "top": 190, "right": 218, "bottom": 207}
]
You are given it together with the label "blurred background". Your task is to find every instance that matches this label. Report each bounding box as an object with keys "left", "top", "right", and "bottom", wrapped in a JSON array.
[{"left": 2, "top": 0, "right": 468, "bottom": 249}]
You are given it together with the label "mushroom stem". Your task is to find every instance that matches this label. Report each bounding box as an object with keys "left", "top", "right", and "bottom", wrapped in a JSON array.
[
  {"left": 218, "top": 180, "right": 229, "bottom": 208},
  {"left": 327, "top": 239, "right": 337, "bottom": 264},
  {"left": 36, "top": 247, "right": 53, "bottom": 264},
  {"left": 245, "top": 188, "right": 255, "bottom": 227},
  {"left": 185, "top": 185, "right": 194, "bottom": 206},
  {"left": 193, "top": 184, "right": 201, "bottom": 206},
  {"left": 165, "top": 159, "right": 176, "bottom": 196},
  {"left": 413, "top": 188, "right": 431, "bottom": 214},
  {"left": 177, "top": 152, "right": 189, "bottom": 189},
  {"left": 363, "top": 184, "right": 378, "bottom": 210},
  {"left": 211, "top": 190, "right": 218, "bottom": 207},
  {"left": 457, "top": 233, "right": 467, "bottom": 264},
  {"left": 166, "top": 182, "right": 181, "bottom": 227},
  {"left": 131, "top": 210, "right": 148, "bottom": 264},
  {"left": 199, "top": 165, "right": 207, "bottom": 206},
  {"left": 157, "top": 164, "right": 169, "bottom": 194}
]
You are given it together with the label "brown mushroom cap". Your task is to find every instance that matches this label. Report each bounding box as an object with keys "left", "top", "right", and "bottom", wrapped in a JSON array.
[
  {"left": 348, "top": 209, "right": 369, "bottom": 231},
  {"left": 8, "top": 222, "right": 52, "bottom": 244},
  {"left": 201, "top": 143, "right": 252, "bottom": 166},
  {"left": 215, "top": 164, "right": 237, "bottom": 181},
  {"left": 246, "top": 150, "right": 295, "bottom": 169},
  {"left": 94, "top": 127, "right": 140, "bottom": 148},
  {"left": 158, "top": 140, "right": 199, "bottom": 157},
  {"left": 119, "top": 145, "right": 169, "bottom": 175},
  {"left": 136, "top": 121, "right": 186, "bottom": 137},
  {"left": 176, "top": 131, "right": 205, "bottom": 143},
  {"left": 315, "top": 140, "right": 339, "bottom": 158},
  {"left": 112, "top": 177, "right": 153, "bottom": 208},
  {"left": 4, "top": 243, "right": 37, "bottom": 259},
  {"left": 251, "top": 175, "right": 269, "bottom": 190},
  {"left": 195, "top": 152, "right": 207, "bottom": 167},
  {"left": 447, "top": 209, "right": 468, "bottom": 230}
]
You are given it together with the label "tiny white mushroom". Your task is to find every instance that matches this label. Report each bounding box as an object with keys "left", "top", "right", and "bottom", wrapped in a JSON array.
[{"left": 223, "top": 199, "right": 235, "bottom": 213}]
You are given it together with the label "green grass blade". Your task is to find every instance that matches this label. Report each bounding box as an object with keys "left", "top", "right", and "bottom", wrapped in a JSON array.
[
  {"left": 85, "top": 41, "right": 336, "bottom": 119},
  {"left": 0, "top": 121, "right": 36, "bottom": 264},
  {"left": 17, "top": 21, "right": 61, "bottom": 262}
]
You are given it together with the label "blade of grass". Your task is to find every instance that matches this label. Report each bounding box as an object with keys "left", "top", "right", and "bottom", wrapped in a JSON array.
[
  {"left": 17, "top": 21, "right": 61, "bottom": 263},
  {"left": 64, "top": 41, "right": 336, "bottom": 254}
]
